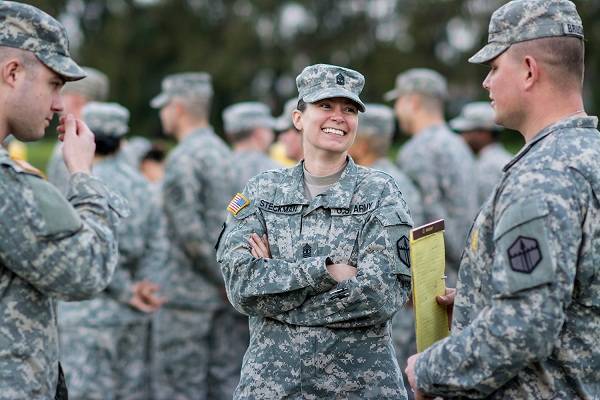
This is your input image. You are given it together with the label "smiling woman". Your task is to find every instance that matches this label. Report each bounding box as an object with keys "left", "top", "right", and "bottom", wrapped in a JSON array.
[{"left": 217, "top": 63, "right": 415, "bottom": 399}]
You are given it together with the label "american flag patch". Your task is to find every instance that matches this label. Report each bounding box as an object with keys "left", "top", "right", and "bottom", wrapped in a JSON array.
[{"left": 227, "top": 193, "right": 250, "bottom": 215}]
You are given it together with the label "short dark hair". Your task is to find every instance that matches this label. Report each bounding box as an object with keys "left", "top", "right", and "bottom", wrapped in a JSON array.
[
  {"left": 510, "top": 36, "right": 584, "bottom": 89},
  {"left": 142, "top": 144, "right": 167, "bottom": 163},
  {"left": 297, "top": 98, "right": 307, "bottom": 112},
  {"left": 94, "top": 134, "right": 121, "bottom": 156}
]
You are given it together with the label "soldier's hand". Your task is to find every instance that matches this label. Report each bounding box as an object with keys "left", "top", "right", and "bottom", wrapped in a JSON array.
[
  {"left": 326, "top": 263, "right": 357, "bottom": 282},
  {"left": 436, "top": 287, "right": 456, "bottom": 329},
  {"left": 129, "top": 281, "right": 166, "bottom": 312},
  {"left": 248, "top": 233, "right": 271, "bottom": 259},
  {"left": 57, "top": 114, "right": 95, "bottom": 175},
  {"left": 405, "top": 353, "right": 434, "bottom": 400}
]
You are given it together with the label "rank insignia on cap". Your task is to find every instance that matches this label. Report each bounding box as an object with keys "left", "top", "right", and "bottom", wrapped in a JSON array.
[
  {"left": 227, "top": 193, "right": 250, "bottom": 215},
  {"left": 397, "top": 235, "right": 410, "bottom": 269},
  {"left": 336, "top": 73, "right": 345, "bottom": 85}
]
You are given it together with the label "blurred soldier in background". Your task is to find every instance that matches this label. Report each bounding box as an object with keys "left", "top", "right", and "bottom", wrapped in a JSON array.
[
  {"left": 348, "top": 102, "right": 422, "bottom": 399},
  {"left": 0, "top": 2, "right": 127, "bottom": 398},
  {"left": 140, "top": 143, "right": 168, "bottom": 184},
  {"left": 450, "top": 101, "right": 512, "bottom": 206},
  {"left": 46, "top": 66, "right": 109, "bottom": 193},
  {"left": 349, "top": 103, "right": 423, "bottom": 225},
  {"left": 386, "top": 68, "right": 477, "bottom": 284},
  {"left": 58, "top": 102, "right": 168, "bottom": 400},
  {"left": 273, "top": 97, "right": 303, "bottom": 164},
  {"left": 151, "top": 72, "right": 237, "bottom": 399},
  {"left": 223, "top": 101, "right": 280, "bottom": 192}
]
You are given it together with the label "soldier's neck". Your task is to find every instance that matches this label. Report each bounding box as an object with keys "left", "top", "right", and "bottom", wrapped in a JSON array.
[
  {"left": 304, "top": 152, "right": 347, "bottom": 177},
  {"left": 412, "top": 113, "right": 445, "bottom": 136},
  {"left": 519, "top": 94, "right": 585, "bottom": 142},
  {"left": 176, "top": 119, "right": 209, "bottom": 142}
]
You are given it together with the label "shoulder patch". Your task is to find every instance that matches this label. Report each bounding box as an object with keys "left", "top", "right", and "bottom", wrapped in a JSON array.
[
  {"left": 397, "top": 235, "right": 410, "bottom": 269},
  {"left": 227, "top": 192, "right": 250, "bottom": 216},
  {"left": 508, "top": 236, "right": 542, "bottom": 273}
]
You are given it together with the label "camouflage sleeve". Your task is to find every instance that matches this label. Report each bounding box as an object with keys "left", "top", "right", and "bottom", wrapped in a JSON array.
[
  {"left": 137, "top": 196, "right": 169, "bottom": 284},
  {"left": 414, "top": 170, "right": 583, "bottom": 398},
  {"left": 0, "top": 171, "right": 128, "bottom": 301},
  {"left": 271, "top": 190, "right": 413, "bottom": 328},
  {"left": 103, "top": 264, "right": 135, "bottom": 304},
  {"left": 163, "top": 162, "right": 223, "bottom": 286},
  {"left": 217, "top": 186, "right": 338, "bottom": 317}
]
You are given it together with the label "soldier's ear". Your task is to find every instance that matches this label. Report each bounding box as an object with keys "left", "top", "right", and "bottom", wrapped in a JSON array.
[
  {"left": 292, "top": 109, "right": 303, "bottom": 132},
  {"left": 523, "top": 55, "right": 540, "bottom": 91},
  {"left": 1, "top": 58, "right": 22, "bottom": 88}
]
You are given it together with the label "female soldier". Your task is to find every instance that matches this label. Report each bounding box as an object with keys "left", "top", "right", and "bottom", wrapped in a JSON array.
[{"left": 217, "top": 64, "right": 413, "bottom": 399}]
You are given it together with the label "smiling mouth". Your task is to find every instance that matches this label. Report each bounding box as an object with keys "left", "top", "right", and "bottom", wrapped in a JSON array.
[{"left": 322, "top": 127, "right": 346, "bottom": 136}]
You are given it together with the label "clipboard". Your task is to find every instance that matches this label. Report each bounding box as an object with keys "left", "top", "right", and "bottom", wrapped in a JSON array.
[{"left": 410, "top": 219, "right": 450, "bottom": 352}]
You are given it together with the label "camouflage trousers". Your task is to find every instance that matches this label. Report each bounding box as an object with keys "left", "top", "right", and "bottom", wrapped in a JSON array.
[
  {"left": 153, "top": 305, "right": 249, "bottom": 400},
  {"left": 59, "top": 321, "right": 151, "bottom": 400},
  {"left": 392, "top": 305, "right": 417, "bottom": 400}
]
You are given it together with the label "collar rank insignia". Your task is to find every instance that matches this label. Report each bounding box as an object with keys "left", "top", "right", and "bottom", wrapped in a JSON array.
[
  {"left": 227, "top": 193, "right": 250, "bottom": 216},
  {"left": 336, "top": 73, "right": 345, "bottom": 85},
  {"left": 508, "top": 236, "right": 541, "bottom": 273},
  {"left": 397, "top": 235, "right": 410, "bottom": 269}
]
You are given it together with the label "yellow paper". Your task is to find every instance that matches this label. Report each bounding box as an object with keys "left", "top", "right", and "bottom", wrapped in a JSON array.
[{"left": 410, "top": 220, "right": 449, "bottom": 352}]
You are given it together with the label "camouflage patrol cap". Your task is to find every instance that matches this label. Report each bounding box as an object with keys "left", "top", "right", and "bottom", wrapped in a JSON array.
[
  {"left": 450, "top": 101, "right": 501, "bottom": 132},
  {"left": 357, "top": 103, "right": 395, "bottom": 140},
  {"left": 223, "top": 102, "right": 276, "bottom": 135},
  {"left": 296, "top": 64, "right": 365, "bottom": 112},
  {"left": 384, "top": 68, "right": 447, "bottom": 101},
  {"left": 275, "top": 98, "right": 299, "bottom": 132},
  {"left": 82, "top": 102, "right": 129, "bottom": 138},
  {"left": 150, "top": 72, "right": 213, "bottom": 109},
  {"left": 0, "top": 1, "right": 85, "bottom": 81},
  {"left": 469, "top": 0, "right": 584, "bottom": 64},
  {"left": 62, "top": 67, "right": 109, "bottom": 100}
]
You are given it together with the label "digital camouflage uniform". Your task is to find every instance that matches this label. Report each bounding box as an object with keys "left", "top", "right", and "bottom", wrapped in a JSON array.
[
  {"left": 0, "top": 3, "right": 128, "bottom": 399},
  {"left": 218, "top": 65, "right": 413, "bottom": 399},
  {"left": 390, "top": 70, "right": 477, "bottom": 282},
  {"left": 223, "top": 101, "right": 280, "bottom": 192},
  {"left": 218, "top": 159, "right": 413, "bottom": 399},
  {"left": 450, "top": 101, "right": 512, "bottom": 206},
  {"left": 46, "top": 67, "right": 109, "bottom": 194},
  {"left": 473, "top": 143, "right": 512, "bottom": 205},
  {"left": 415, "top": 1, "right": 599, "bottom": 399},
  {"left": 58, "top": 103, "right": 168, "bottom": 400},
  {"left": 151, "top": 72, "right": 237, "bottom": 400},
  {"left": 354, "top": 103, "right": 420, "bottom": 399}
]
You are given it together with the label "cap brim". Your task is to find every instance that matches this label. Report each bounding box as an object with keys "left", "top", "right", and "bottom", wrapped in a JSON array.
[
  {"left": 37, "top": 51, "right": 86, "bottom": 82},
  {"left": 449, "top": 117, "right": 475, "bottom": 132},
  {"left": 468, "top": 42, "right": 510, "bottom": 64},
  {"left": 150, "top": 93, "right": 170, "bottom": 109},
  {"left": 383, "top": 88, "right": 400, "bottom": 102},
  {"left": 303, "top": 88, "right": 365, "bottom": 112}
]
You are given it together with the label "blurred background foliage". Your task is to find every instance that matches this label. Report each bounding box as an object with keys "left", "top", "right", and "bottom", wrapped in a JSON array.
[{"left": 26, "top": 0, "right": 600, "bottom": 162}]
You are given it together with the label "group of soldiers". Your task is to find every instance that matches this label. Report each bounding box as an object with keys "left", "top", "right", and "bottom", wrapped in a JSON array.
[{"left": 0, "top": 0, "right": 598, "bottom": 399}]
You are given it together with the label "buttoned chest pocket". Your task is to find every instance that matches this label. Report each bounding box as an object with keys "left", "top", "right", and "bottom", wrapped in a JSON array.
[
  {"left": 259, "top": 202, "right": 303, "bottom": 260},
  {"left": 328, "top": 209, "right": 369, "bottom": 267}
]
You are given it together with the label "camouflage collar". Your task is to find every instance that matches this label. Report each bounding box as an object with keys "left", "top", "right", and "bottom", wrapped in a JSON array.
[
  {"left": 503, "top": 115, "right": 598, "bottom": 172},
  {"left": 184, "top": 126, "right": 216, "bottom": 143},
  {"left": 277, "top": 156, "right": 358, "bottom": 209}
]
